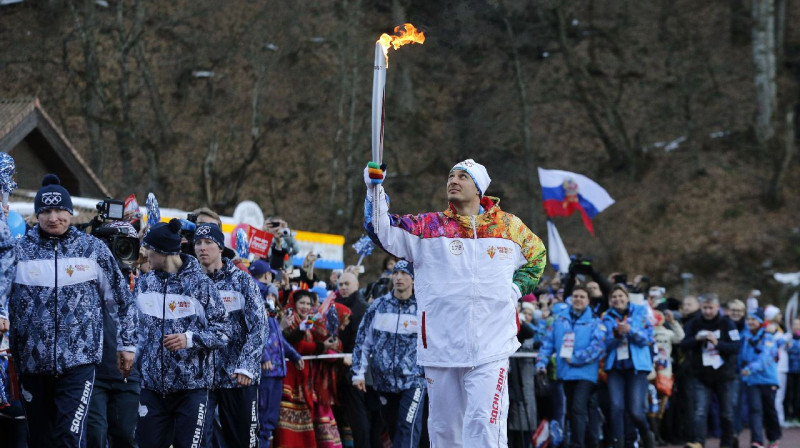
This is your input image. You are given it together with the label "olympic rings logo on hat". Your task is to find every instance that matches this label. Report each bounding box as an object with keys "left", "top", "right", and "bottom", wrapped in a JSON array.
[
  {"left": 196, "top": 226, "right": 212, "bottom": 236},
  {"left": 41, "top": 192, "right": 62, "bottom": 205}
]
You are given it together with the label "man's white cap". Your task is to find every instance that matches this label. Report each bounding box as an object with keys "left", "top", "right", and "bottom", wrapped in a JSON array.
[
  {"left": 764, "top": 304, "right": 780, "bottom": 321},
  {"left": 451, "top": 159, "right": 491, "bottom": 197}
]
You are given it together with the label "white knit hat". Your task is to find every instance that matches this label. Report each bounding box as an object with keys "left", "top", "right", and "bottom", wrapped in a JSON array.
[
  {"left": 764, "top": 304, "right": 780, "bottom": 321},
  {"left": 451, "top": 159, "right": 491, "bottom": 197}
]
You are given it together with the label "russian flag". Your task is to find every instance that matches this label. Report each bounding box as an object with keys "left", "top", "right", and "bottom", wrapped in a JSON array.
[{"left": 538, "top": 168, "right": 615, "bottom": 235}]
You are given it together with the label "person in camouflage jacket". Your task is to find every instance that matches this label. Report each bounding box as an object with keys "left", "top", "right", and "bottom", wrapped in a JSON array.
[
  {"left": 194, "top": 223, "right": 267, "bottom": 448},
  {"left": 135, "top": 219, "right": 230, "bottom": 448},
  {"left": 351, "top": 260, "right": 425, "bottom": 447},
  {"left": 2, "top": 175, "right": 138, "bottom": 447}
]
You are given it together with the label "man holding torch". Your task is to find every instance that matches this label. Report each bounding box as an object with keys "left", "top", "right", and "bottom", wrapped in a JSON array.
[{"left": 363, "top": 159, "right": 547, "bottom": 448}]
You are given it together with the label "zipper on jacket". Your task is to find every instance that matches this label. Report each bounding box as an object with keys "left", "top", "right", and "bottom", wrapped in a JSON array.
[
  {"left": 53, "top": 241, "right": 59, "bottom": 377},
  {"left": 421, "top": 312, "right": 427, "bottom": 349},
  {"left": 161, "top": 278, "right": 168, "bottom": 398},
  {"left": 470, "top": 215, "right": 478, "bottom": 363},
  {"left": 393, "top": 297, "right": 401, "bottom": 389}
]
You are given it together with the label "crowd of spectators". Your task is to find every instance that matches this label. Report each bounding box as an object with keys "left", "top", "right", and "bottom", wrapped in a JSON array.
[{"left": 0, "top": 177, "right": 798, "bottom": 448}]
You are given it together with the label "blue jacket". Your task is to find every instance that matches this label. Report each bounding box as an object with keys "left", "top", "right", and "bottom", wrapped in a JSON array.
[
  {"left": 351, "top": 291, "right": 426, "bottom": 392},
  {"left": 6, "top": 226, "right": 138, "bottom": 375},
  {"left": 788, "top": 335, "right": 800, "bottom": 374},
  {"left": 207, "top": 258, "right": 268, "bottom": 388},
  {"left": 602, "top": 303, "right": 654, "bottom": 373},
  {"left": 740, "top": 327, "right": 779, "bottom": 386},
  {"left": 535, "top": 307, "right": 607, "bottom": 383},
  {"left": 261, "top": 316, "right": 302, "bottom": 378},
  {"left": 136, "top": 254, "right": 230, "bottom": 393}
]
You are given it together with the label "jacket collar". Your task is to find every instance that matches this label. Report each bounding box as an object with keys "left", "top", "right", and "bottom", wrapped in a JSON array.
[
  {"left": 443, "top": 196, "right": 500, "bottom": 223},
  {"left": 33, "top": 224, "right": 76, "bottom": 243},
  {"left": 568, "top": 306, "right": 592, "bottom": 323}
]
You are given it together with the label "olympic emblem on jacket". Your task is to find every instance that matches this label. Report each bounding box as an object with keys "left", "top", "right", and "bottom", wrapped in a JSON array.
[
  {"left": 449, "top": 240, "right": 464, "bottom": 255},
  {"left": 41, "top": 192, "right": 62, "bottom": 205}
]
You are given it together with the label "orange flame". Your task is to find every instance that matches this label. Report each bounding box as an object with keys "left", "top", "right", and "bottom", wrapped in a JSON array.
[{"left": 377, "top": 23, "right": 425, "bottom": 66}]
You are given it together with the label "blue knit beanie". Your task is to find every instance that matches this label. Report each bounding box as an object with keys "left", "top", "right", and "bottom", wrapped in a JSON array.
[
  {"left": 194, "top": 223, "right": 225, "bottom": 249},
  {"left": 392, "top": 260, "right": 414, "bottom": 278},
  {"left": 35, "top": 174, "right": 73, "bottom": 215},
  {"left": 748, "top": 308, "right": 766, "bottom": 324},
  {"left": 143, "top": 219, "right": 183, "bottom": 255}
]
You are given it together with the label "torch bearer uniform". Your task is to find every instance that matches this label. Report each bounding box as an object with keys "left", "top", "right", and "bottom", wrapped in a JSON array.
[{"left": 364, "top": 171, "right": 546, "bottom": 448}]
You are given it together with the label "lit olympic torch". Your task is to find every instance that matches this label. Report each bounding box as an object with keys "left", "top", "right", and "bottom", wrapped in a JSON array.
[{"left": 371, "top": 24, "right": 425, "bottom": 227}]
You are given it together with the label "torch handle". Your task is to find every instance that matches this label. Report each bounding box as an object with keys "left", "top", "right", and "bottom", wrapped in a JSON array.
[
  {"left": 372, "top": 42, "right": 388, "bottom": 233},
  {"left": 372, "top": 42, "right": 387, "bottom": 166}
]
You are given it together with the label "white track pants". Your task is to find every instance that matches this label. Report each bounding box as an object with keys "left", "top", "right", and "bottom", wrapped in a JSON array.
[{"left": 425, "top": 358, "right": 509, "bottom": 448}]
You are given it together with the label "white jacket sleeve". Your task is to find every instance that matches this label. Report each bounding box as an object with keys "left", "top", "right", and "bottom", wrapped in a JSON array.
[{"left": 364, "top": 186, "right": 420, "bottom": 262}]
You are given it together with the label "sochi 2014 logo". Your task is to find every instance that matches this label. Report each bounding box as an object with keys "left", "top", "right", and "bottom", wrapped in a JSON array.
[
  {"left": 41, "top": 192, "right": 62, "bottom": 205},
  {"left": 449, "top": 240, "right": 464, "bottom": 255}
]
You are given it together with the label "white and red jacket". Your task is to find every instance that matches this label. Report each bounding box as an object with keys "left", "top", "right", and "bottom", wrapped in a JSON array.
[{"left": 365, "top": 188, "right": 546, "bottom": 367}]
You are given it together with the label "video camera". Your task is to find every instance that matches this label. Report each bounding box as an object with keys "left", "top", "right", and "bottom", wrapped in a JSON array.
[
  {"left": 179, "top": 213, "right": 198, "bottom": 256},
  {"left": 78, "top": 198, "right": 140, "bottom": 270},
  {"left": 569, "top": 254, "right": 594, "bottom": 275}
]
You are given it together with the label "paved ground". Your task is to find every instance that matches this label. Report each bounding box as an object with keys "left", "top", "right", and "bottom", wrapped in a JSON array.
[{"left": 663, "top": 427, "right": 800, "bottom": 447}]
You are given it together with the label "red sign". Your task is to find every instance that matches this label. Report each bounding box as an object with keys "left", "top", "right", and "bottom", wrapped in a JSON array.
[{"left": 247, "top": 226, "right": 273, "bottom": 258}]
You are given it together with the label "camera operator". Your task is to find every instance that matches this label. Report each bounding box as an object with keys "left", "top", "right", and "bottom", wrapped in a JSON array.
[
  {"left": 86, "top": 219, "right": 142, "bottom": 448},
  {"left": 2, "top": 174, "right": 138, "bottom": 447},
  {"left": 194, "top": 223, "right": 268, "bottom": 447},
  {"left": 262, "top": 216, "right": 297, "bottom": 271}
]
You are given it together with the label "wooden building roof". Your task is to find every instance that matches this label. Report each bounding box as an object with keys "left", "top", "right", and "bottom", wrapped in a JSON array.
[{"left": 0, "top": 98, "right": 110, "bottom": 197}]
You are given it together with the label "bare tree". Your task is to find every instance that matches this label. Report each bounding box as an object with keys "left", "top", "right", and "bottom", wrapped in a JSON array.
[
  {"left": 752, "top": 0, "right": 795, "bottom": 205},
  {"left": 752, "top": 0, "right": 778, "bottom": 146},
  {"left": 68, "top": 0, "right": 107, "bottom": 177}
]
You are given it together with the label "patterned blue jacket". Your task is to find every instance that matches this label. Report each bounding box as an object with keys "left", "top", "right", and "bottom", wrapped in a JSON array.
[
  {"left": 351, "top": 291, "right": 425, "bottom": 393},
  {"left": 4, "top": 225, "right": 137, "bottom": 375},
  {"left": 262, "top": 315, "right": 302, "bottom": 378},
  {"left": 0, "top": 221, "right": 14, "bottom": 319},
  {"left": 136, "top": 254, "right": 230, "bottom": 392},
  {"left": 207, "top": 258, "right": 268, "bottom": 388}
]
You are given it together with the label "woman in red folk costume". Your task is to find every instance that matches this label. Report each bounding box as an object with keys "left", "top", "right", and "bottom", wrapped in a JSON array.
[
  {"left": 312, "top": 302, "right": 352, "bottom": 447},
  {"left": 275, "top": 290, "right": 344, "bottom": 448}
]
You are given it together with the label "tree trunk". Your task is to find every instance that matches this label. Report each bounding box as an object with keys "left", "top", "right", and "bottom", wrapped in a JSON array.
[
  {"left": 133, "top": 40, "right": 171, "bottom": 196},
  {"left": 203, "top": 136, "right": 218, "bottom": 206},
  {"left": 70, "top": 0, "right": 107, "bottom": 178},
  {"left": 752, "top": 0, "right": 778, "bottom": 146},
  {"left": 330, "top": 0, "right": 362, "bottom": 237},
  {"left": 113, "top": 0, "right": 144, "bottom": 191},
  {"left": 555, "top": 7, "right": 634, "bottom": 172},
  {"left": 730, "top": 0, "right": 750, "bottom": 46},
  {"left": 766, "top": 108, "right": 796, "bottom": 206}
]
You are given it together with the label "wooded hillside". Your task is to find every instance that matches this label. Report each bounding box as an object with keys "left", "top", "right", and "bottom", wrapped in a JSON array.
[{"left": 1, "top": 0, "right": 798, "bottom": 298}]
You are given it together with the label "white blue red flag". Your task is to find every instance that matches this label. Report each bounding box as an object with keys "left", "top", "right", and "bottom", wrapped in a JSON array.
[
  {"left": 547, "top": 220, "right": 570, "bottom": 274},
  {"left": 537, "top": 168, "right": 615, "bottom": 235}
]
